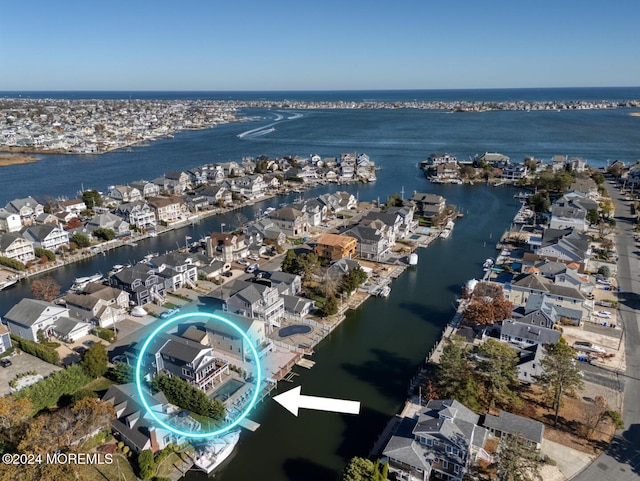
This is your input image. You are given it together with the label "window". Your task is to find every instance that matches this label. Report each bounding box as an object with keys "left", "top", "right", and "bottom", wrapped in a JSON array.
[
  {"left": 426, "top": 438, "right": 433, "bottom": 446},
  {"left": 442, "top": 460, "right": 449, "bottom": 469}
]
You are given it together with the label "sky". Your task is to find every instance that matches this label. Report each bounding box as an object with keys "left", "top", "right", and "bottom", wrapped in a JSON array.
[{"left": 1, "top": 0, "right": 639, "bottom": 91}]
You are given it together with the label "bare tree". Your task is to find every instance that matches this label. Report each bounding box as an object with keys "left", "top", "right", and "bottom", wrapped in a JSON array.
[
  {"left": 31, "top": 276, "right": 61, "bottom": 302},
  {"left": 583, "top": 396, "right": 608, "bottom": 439}
]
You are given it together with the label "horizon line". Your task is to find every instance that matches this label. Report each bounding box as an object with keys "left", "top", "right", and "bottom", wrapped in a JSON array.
[{"left": 2, "top": 85, "right": 640, "bottom": 93}]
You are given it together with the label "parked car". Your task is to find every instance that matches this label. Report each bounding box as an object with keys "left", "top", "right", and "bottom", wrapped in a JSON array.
[
  {"left": 0, "top": 358, "right": 12, "bottom": 368},
  {"left": 248, "top": 254, "right": 260, "bottom": 261},
  {"left": 238, "top": 259, "right": 250, "bottom": 266},
  {"left": 245, "top": 263, "right": 259, "bottom": 274},
  {"left": 573, "top": 341, "right": 606, "bottom": 354},
  {"left": 595, "top": 310, "right": 612, "bottom": 319},
  {"left": 596, "top": 278, "right": 612, "bottom": 286},
  {"left": 221, "top": 271, "right": 233, "bottom": 277}
]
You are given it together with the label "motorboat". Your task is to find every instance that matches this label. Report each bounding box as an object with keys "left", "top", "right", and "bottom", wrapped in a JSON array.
[
  {"left": 482, "top": 258, "right": 494, "bottom": 271},
  {"left": 73, "top": 273, "right": 103, "bottom": 286},
  {"left": 377, "top": 285, "right": 391, "bottom": 297},
  {"left": 0, "top": 278, "right": 18, "bottom": 291},
  {"left": 192, "top": 430, "right": 241, "bottom": 474}
]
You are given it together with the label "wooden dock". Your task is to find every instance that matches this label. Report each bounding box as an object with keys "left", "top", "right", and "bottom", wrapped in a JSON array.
[
  {"left": 239, "top": 418, "right": 261, "bottom": 432},
  {"left": 296, "top": 358, "right": 316, "bottom": 369}
]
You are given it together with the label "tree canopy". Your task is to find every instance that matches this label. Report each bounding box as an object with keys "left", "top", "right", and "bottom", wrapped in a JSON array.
[
  {"left": 535, "top": 339, "right": 583, "bottom": 425},
  {"left": 495, "top": 433, "right": 543, "bottom": 481},
  {"left": 81, "top": 343, "right": 108, "bottom": 378},
  {"left": 436, "top": 336, "right": 481, "bottom": 410},
  {"left": 475, "top": 339, "right": 521, "bottom": 409},
  {"left": 31, "top": 276, "right": 61, "bottom": 302}
]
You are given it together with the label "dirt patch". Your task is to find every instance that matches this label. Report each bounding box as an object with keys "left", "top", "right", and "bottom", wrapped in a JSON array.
[
  {"left": 519, "top": 385, "right": 616, "bottom": 454},
  {"left": 0, "top": 153, "right": 39, "bottom": 166}
]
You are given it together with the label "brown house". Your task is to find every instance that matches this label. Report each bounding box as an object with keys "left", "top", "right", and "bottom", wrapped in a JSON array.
[{"left": 313, "top": 233, "right": 357, "bottom": 261}]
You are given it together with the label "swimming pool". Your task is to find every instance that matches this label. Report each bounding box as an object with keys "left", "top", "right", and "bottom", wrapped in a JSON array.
[
  {"left": 212, "top": 378, "right": 245, "bottom": 401},
  {"left": 278, "top": 324, "right": 311, "bottom": 338}
]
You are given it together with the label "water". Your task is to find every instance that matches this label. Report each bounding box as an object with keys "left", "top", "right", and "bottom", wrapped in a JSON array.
[
  {"left": 0, "top": 88, "right": 638, "bottom": 480},
  {"left": 1, "top": 88, "right": 639, "bottom": 206}
]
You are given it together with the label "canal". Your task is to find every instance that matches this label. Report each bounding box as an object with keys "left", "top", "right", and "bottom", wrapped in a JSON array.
[
  {"left": 186, "top": 184, "right": 521, "bottom": 481},
  {"left": 0, "top": 181, "right": 520, "bottom": 481}
]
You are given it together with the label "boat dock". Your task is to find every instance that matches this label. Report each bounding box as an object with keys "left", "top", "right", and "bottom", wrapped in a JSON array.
[
  {"left": 296, "top": 358, "right": 316, "bottom": 369},
  {"left": 239, "top": 418, "right": 261, "bottom": 432}
]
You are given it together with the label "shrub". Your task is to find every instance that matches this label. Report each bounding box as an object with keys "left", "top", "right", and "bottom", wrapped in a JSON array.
[
  {"left": 0, "top": 256, "right": 26, "bottom": 271},
  {"left": 34, "top": 248, "right": 56, "bottom": 262},
  {"left": 597, "top": 265, "right": 611, "bottom": 278},
  {"left": 14, "top": 364, "right": 92, "bottom": 413},
  {"left": 93, "top": 326, "right": 115, "bottom": 342},
  {"left": 12, "top": 335, "right": 60, "bottom": 365},
  {"left": 606, "top": 410, "right": 624, "bottom": 429}
]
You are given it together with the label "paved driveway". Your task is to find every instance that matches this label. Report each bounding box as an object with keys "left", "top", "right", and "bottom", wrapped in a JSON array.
[{"left": 0, "top": 352, "right": 62, "bottom": 396}]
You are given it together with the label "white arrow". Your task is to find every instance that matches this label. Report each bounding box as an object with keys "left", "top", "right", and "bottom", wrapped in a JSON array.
[{"left": 273, "top": 386, "right": 361, "bottom": 416}]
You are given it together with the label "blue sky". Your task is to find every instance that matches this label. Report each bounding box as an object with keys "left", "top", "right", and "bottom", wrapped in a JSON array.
[{"left": 1, "top": 0, "right": 639, "bottom": 90}]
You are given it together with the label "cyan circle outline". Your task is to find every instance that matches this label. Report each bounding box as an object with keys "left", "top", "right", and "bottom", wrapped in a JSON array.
[{"left": 134, "top": 312, "right": 262, "bottom": 438}]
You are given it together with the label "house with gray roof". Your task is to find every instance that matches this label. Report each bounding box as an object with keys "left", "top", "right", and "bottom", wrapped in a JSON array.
[
  {"left": 102, "top": 383, "right": 198, "bottom": 454},
  {"left": 86, "top": 212, "right": 131, "bottom": 237},
  {"left": 267, "top": 207, "right": 308, "bottom": 238},
  {"left": 148, "top": 253, "right": 198, "bottom": 291},
  {"left": 4, "top": 197, "right": 44, "bottom": 226},
  {"left": 537, "top": 228, "right": 590, "bottom": 266},
  {"left": 130, "top": 180, "right": 160, "bottom": 199},
  {"left": 549, "top": 205, "right": 588, "bottom": 232},
  {"left": 2, "top": 298, "right": 90, "bottom": 343},
  {"left": 64, "top": 286, "right": 128, "bottom": 328},
  {"left": 383, "top": 399, "right": 491, "bottom": 481},
  {"left": 499, "top": 319, "right": 560, "bottom": 347},
  {"left": 20, "top": 224, "right": 69, "bottom": 252},
  {"left": 0, "top": 208, "right": 22, "bottom": 233},
  {"left": 113, "top": 202, "right": 156, "bottom": 230},
  {"left": 108, "top": 264, "right": 166, "bottom": 305},
  {"left": 281, "top": 294, "right": 314, "bottom": 320},
  {"left": 516, "top": 344, "right": 546, "bottom": 383},
  {"left": 482, "top": 410, "right": 545, "bottom": 449},
  {"left": 342, "top": 224, "right": 390, "bottom": 262},
  {"left": 410, "top": 192, "right": 446, "bottom": 222},
  {"left": 512, "top": 293, "right": 584, "bottom": 327},
  {"left": 107, "top": 185, "right": 142, "bottom": 204},
  {"left": 0, "top": 232, "right": 35, "bottom": 262}
]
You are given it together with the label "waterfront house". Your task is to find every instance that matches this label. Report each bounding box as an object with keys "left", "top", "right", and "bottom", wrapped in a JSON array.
[
  {"left": 0, "top": 233, "right": 35, "bottom": 263},
  {"left": 187, "top": 167, "right": 208, "bottom": 185},
  {"left": 313, "top": 233, "right": 358, "bottom": 261},
  {"left": 498, "top": 319, "right": 560, "bottom": 347},
  {"left": 569, "top": 157, "right": 587, "bottom": 173},
  {"left": 282, "top": 294, "right": 315, "bottom": 320},
  {"left": 130, "top": 180, "right": 161, "bottom": 199},
  {"left": 206, "top": 232, "right": 250, "bottom": 262},
  {"left": 569, "top": 178, "right": 599, "bottom": 197},
  {"left": 551, "top": 155, "right": 568, "bottom": 172},
  {"left": 165, "top": 171, "right": 192, "bottom": 191},
  {"left": 0, "top": 208, "right": 22, "bottom": 233},
  {"left": 155, "top": 334, "right": 229, "bottom": 391},
  {"left": 78, "top": 282, "right": 129, "bottom": 312},
  {"left": 147, "top": 196, "right": 187, "bottom": 224},
  {"left": 194, "top": 184, "right": 231, "bottom": 205},
  {"left": 20, "top": 224, "right": 69, "bottom": 252},
  {"left": 102, "top": 383, "right": 195, "bottom": 454},
  {"left": 475, "top": 152, "right": 510, "bottom": 168},
  {"left": 57, "top": 198, "right": 87, "bottom": 214},
  {"left": 4, "top": 197, "right": 44, "bottom": 226},
  {"left": 267, "top": 207, "right": 308, "bottom": 238},
  {"left": 387, "top": 205, "right": 418, "bottom": 239},
  {"left": 209, "top": 279, "right": 285, "bottom": 332},
  {"left": 265, "top": 271, "right": 302, "bottom": 296},
  {"left": 107, "top": 185, "right": 142, "bottom": 204},
  {"left": 482, "top": 410, "right": 545, "bottom": 449},
  {"left": 554, "top": 192, "right": 599, "bottom": 213},
  {"left": 424, "top": 153, "right": 458, "bottom": 166},
  {"left": 410, "top": 192, "right": 446, "bottom": 222},
  {"left": 500, "top": 164, "right": 528, "bottom": 181},
  {"left": 0, "top": 325, "right": 11, "bottom": 354},
  {"left": 86, "top": 212, "right": 131, "bottom": 237},
  {"left": 362, "top": 210, "right": 403, "bottom": 244},
  {"left": 233, "top": 174, "right": 267, "bottom": 199},
  {"left": 383, "top": 399, "right": 492, "bottom": 481},
  {"left": 34, "top": 212, "right": 59, "bottom": 226},
  {"left": 430, "top": 162, "right": 461, "bottom": 182},
  {"left": 3, "top": 298, "right": 91, "bottom": 343},
  {"left": 536, "top": 228, "right": 590, "bottom": 266},
  {"left": 342, "top": 225, "right": 390, "bottom": 262},
  {"left": 109, "top": 264, "right": 166, "bottom": 305},
  {"left": 183, "top": 309, "right": 267, "bottom": 362},
  {"left": 549, "top": 205, "right": 588, "bottom": 232},
  {"left": 65, "top": 292, "right": 123, "bottom": 329},
  {"left": 317, "top": 191, "right": 357, "bottom": 213},
  {"left": 113, "top": 202, "right": 157, "bottom": 231},
  {"left": 148, "top": 253, "right": 198, "bottom": 291}
]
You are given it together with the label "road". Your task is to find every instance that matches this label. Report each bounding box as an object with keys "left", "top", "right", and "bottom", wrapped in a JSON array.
[{"left": 578, "top": 182, "right": 640, "bottom": 481}]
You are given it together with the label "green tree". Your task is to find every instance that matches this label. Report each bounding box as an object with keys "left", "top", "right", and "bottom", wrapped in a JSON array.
[
  {"left": 436, "top": 336, "right": 481, "bottom": 410},
  {"left": 34, "top": 248, "right": 55, "bottom": 262},
  {"left": 151, "top": 373, "right": 226, "bottom": 420},
  {"left": 137, "top": 449, "right": 156, "bottom": 480},
  {"left": 322, "top": 296, "right": 339, "bottom": 317},
  {"left": 71, "top": 232, "right": 91, "bottom": 248},
  {"left": 81, "top": 189, "right": 102, "bottom": 208},
  {"left": 81, "top": 343, "right": 108, "bottom": 378},
  {"left": 93, "top": 228, "right": 116, "bottom": 241},
  {"left": 341, "top": 457, "right": 376, "bottom": 481},
  {"left": 495, "top": 433, "right": 543, "bottom": 481},
  {"left": 386, "top": 193, "right": 403, "bottom": 208},
  {"left": 476, "top": 339, "right": 521, "bottom": 409},
  {"left": 528, "top": 192, "right": 550, "bottom": 213},
  {"left": 586, "top": 208, "right": 599, "bottom": 225},
  {"left": 107, "top": 361, "right": 135, "bottom": 384},
  {"left": 342, "top": 267, "right": 368, "bottom": 293},
  {"left": 281, "top": 249, "right": 297, "bottom": 274},
  {"left": 535, "top": 339, "right": 584, "bottom": 425},
  {"left": 0, "top": 256, "right": 26, "bottom": 271},
  {"left": 597, "top": 265, "right": 611, "bottom": 278}
]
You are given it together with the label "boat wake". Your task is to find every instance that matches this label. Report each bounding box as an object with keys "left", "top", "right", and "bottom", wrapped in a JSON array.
[{"left": 237, "top": 111, "right": 303, "bottom": 140}]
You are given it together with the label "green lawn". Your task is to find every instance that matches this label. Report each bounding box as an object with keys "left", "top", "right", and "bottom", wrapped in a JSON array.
[
  {"left": 82, "top": 376, "right": 115, "bottom": 395},
  {"left": 79, "top": 453, "right": 137, "bottom": 481}
]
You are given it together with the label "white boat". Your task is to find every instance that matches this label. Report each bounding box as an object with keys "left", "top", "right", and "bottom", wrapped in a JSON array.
[
  {"left": 148, "top": 231, "right": 158, "bottom": 237},
  {"left": 377, "top": 285, "right": 391, "bottom": 297},
  {"left": 0, "top": 278, "right": 18, "bottom": 291},
  {"left": 73, "top": 273, "right": 103, "bottom": 285},
  {"left": 192, "top": 430, "right": 240, "bottom": 474},
  {"left": 482, "top": 258, "right": 494, "bottom": 271},
  {"left": 408, "top": 253, "right": 418, "bottom": 266},
  {"left": 439, "top": 228, "right": 452, "bottom": 239}
]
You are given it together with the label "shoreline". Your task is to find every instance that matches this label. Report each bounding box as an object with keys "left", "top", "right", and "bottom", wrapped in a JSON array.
[{"left": 0, "top": 153, "right": 39, "bottom": 166}]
